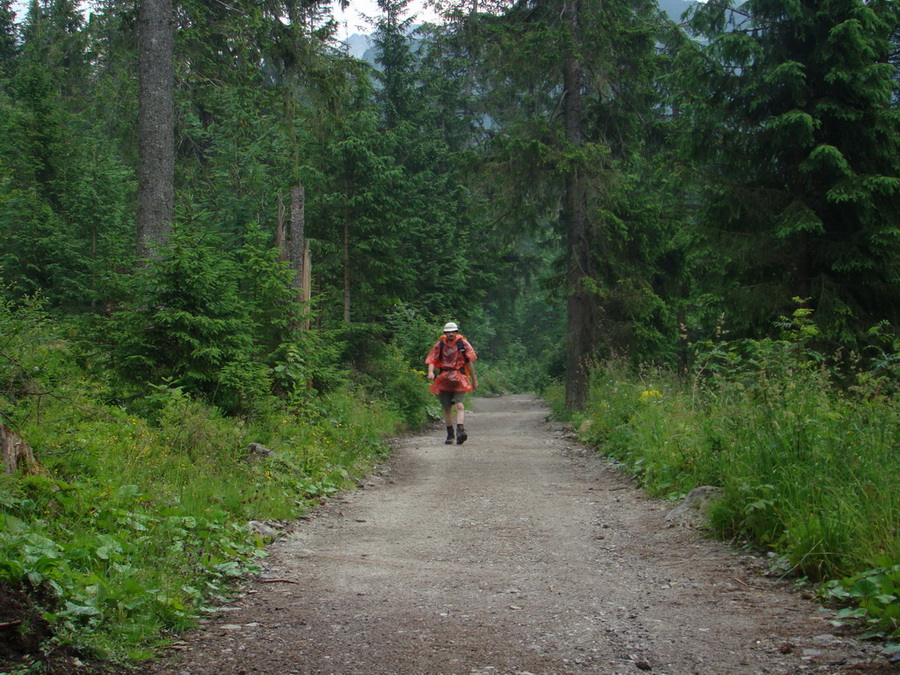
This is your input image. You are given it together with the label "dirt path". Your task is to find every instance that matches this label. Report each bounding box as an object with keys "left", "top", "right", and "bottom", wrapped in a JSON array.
[{"left": 145, "top": 395, "right": 889, "bottom": 675}]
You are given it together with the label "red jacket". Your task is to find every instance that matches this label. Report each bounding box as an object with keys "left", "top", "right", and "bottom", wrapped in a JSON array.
[{"left": 425, "top": 335, "right": 477, "bottom": 394}]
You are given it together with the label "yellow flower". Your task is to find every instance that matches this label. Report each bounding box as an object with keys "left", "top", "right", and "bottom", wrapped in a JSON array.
[{"left": 640, "top": 389, "right": 663, "bottom": 401}]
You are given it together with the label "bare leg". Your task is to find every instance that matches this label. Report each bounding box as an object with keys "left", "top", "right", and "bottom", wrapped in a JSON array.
[{"left": 455, "top": 403, "right": 465, "bottom": 425}]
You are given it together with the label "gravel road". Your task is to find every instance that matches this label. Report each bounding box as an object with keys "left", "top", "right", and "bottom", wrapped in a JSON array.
[{"left": 145, "top": 394, "right": 891, "bottom": 675}]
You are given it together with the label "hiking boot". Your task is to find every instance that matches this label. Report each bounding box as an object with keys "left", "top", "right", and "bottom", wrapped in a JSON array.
[
  {"left": 456, "top": 430, "right": 468, "bottom": 445},
  {"left": 445, "top": 427, "right": 455, "bottom": 445}
]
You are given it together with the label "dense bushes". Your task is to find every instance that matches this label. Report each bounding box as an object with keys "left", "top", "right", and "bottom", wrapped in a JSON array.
[
  {"left": 550, "top": 312, "right": 899, "bottom": 637},
  {"left": 0, "top": 290, "right": 437, "bottom": 669}
]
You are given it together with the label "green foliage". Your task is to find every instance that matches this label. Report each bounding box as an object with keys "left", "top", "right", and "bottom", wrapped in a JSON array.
[
  {"left": 0, "top": 295, "right": 417, "bottom": 667},
  {"left": 678, "top": 0, "right": 900, "bottom": 346},
  {"left": 572, "top": 311, "right": 899, "bottom": 632},
  {"left": 0, "top": 75, "right": 133, "bottom": 311},
  {"left": 0, "top": 0, "right": 135, "bottom": 313},
  {"left": 466, "top": 228, "right": 566, "bottom": 395},
  {"left": 270, "top": 329, "right": 347, "bottom": 399},
  {"left": 0, "top": 0, "right": 15, "bottom": 77},
  {"left": 474, "top": 341, "right": 557, "bottom": 396},
  {"left": 384, "top": 303, "right": 440, "bottom": 369},
  {"left": 306, "top": 76, "right": 496, "bottom": 325},
  {"left": 337, "top": 321, "right": 439, "bottom": 428},
  {"left": 0, "top": 478, "right": 268, "bottom": 660},
  {"left": 102, "top": 224, "right": 268, "bottom": 415},
  {"left": 234, "top": 224, "right": 301, "bottom": 351},
  {"left": 822, "top": 563, "right": 900, "bottom": 639}
]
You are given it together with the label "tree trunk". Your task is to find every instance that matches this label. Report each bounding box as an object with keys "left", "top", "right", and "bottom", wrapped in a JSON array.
[
  {"left": 463, "top": 0, "right": 480, "bottom": 100},
  {"left": 302, "top": 241, "right": 312, "bottom": 330},
  {"left": 341, "top": 174, "right": 351, "bottom": 324},
  {"left": 275, "top": 192, "right": 287, "bottom": 261},
  {"left": 562, "top": 0, "right": 592, "bottom": 411},
  {"left": 795, "top": 231, "right": 811, "bottom": 301},
  {"left": 136, "top": 0, "right": 174, "bottom": 260},
  {"left": 343, "top": 218, "right": 351, "bottom": 323},
  {"left": 289, "top": 185, "right": 307, "bottom": 331},
  {"left": 289, "top": 184, "right": 305, "bottom": 293},
  {"left": 1, "top": 425, "right": 41, "bottom": 475}
]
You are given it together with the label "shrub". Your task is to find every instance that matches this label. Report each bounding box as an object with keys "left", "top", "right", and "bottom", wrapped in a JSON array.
[
  {"left": 0, "top": 296, "right": 411, "bottom": 667},
  {"left": 574, "top": 313, "right": 899, "bottom": 635}
]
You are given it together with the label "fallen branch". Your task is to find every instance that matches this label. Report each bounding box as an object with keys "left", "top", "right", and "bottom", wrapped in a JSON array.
[{"left": 733, "top": 577, "right": 763, "bottom": 591}]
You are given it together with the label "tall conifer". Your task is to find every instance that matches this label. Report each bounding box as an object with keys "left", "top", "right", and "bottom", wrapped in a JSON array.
[
  {"left": 680, "top": 0, "right": 900, "bottom": 343},
  {"left": 450, "top": 0, "right": 672, "bottom": 406}
]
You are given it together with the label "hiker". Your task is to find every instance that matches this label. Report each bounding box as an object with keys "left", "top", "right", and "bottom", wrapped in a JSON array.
[{"left": 426, "top": 322, "right": 478, "bottom": 445}]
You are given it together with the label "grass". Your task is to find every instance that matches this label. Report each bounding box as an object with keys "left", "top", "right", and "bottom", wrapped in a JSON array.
[
  {"left": 0, "top": 387, "right": 399, "bottom": 667},
  {"left": 547, "top": 321, "right": 899, "bottom": 638},
  {"left": 0, "top": 301, "right": 436, "bottom": 671}
]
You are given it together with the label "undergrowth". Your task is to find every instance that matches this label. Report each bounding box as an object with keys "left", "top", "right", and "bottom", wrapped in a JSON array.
[
  {"left": 548, "top": 310, "right": 899, "bottom": 639},
  {"left": 0, "top": 294, "right": 436, "bottom": 671}
]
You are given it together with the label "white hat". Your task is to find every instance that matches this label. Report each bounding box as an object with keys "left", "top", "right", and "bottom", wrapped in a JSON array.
[{"left": 443, "top": 322, "right": 459, "bottom": 332}]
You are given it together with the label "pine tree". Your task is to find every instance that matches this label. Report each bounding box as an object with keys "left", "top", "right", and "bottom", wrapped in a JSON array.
[
  {"left": 0, "top": 0, "right": 133, "bottom": 309},
  {"left": 303, "top": 0, "right": 495, "bottom": 326},
  {"left": 0, "top": 0, "right": 17, "bottom": 78},
  {"left": 137, "top": 0, "right": 174, "bottom": 260},
  {"left": 444, "top": 0, "right": 674, "bottom": 406},
  {"left": 679, "top": 0, "right": 900, "bottom": 344}
]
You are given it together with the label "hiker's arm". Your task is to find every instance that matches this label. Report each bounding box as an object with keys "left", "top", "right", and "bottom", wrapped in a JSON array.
[
  {"left": 427, "top": 364, "right": 435, "bottom": 381},
  {"left": 468, "top": 363, "right": 477, "bottom": 389}
]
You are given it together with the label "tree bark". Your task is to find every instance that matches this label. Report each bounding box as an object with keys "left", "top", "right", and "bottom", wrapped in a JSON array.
[
  {"left": 343, "top": 218, "right": 351, "bottom": 323},
  {"left": 302, "top": 241, "right": 312, "bottom": 330},
  {"left": 289, "top": 184, "right": 305, "bottom": 293},
  {"left": 342, "top": 176, "right": 351, "bottom": 324},
  {"left": 137, "top": 0, "right": 175, "bottom": 260},
  {"left": 288, "top": 185, "right": 308, "bottom": 330},
  {"left": 463, "top": 0, "right": 480, "bottom": 100},
  {"left": 275, "top": 192, "right": 287, "bottom": 261},
  {"left": 1, "top": 425, "right": 41, "bottom": 475},
  {"left": 562, "top": 0, "right": 593, "bottom": 411}
]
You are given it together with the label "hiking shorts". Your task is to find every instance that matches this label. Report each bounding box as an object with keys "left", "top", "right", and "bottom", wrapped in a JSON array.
[{"left": 437, "top": 390, "right": 466, "bottom": 408}]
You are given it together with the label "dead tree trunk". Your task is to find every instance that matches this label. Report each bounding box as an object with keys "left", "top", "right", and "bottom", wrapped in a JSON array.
[
  {"left": 302, "top": 241, "right": 312, "bottom": 330},
  {"left": 289, "top": 185, "right": 305, "bottom": 289},
  {"left": 1, "top": 425, "right": 41, "bottom": 475},
  {"left": 289, "top": 185, "right": 311, "bottom": 330}
]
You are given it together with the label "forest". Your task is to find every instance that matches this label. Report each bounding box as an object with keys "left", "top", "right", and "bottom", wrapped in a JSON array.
[{"left": 0, "top": 0, "right": 898, "bottom": 670}]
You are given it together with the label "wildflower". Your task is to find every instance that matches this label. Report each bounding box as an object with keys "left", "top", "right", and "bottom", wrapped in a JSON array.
[{"left": 640, "top": 389, "right": 663, "bottom": 402}]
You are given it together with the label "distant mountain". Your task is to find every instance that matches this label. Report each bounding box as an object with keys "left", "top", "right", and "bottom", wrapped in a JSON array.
[
  {"left": 344, "top": 33, "right": 373, "bottom": 60},
  {"left": 341, "top": 23, "right": 425, "bottom": 64},
  {"left": 342, "top": 2, "right": 695, "bottom": 62}
]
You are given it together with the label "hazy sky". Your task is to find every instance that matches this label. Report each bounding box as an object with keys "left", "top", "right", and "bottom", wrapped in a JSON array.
[
  {"left": 333, "top": 0, "right": 442, "bottom": 36},
  {"left": 9, "top": 0, "right": 441, "bottom": 33}
]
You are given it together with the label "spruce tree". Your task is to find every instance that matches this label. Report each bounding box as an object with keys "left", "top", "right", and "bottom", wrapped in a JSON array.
[
  {"left": 444, "top": 0, "right": 674, "bottom": 406},
  {"left": 679, "top": 0, "right": 900, "bottom": 344},
  {"left": 0, "top": 0, "right": 133, "bottom": 309},
  {"left": 0, "top": 0, "right": 16, "bottom": 78},
  {"left": 137, "top": 0, "right": 174, "bottom": 260}
]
